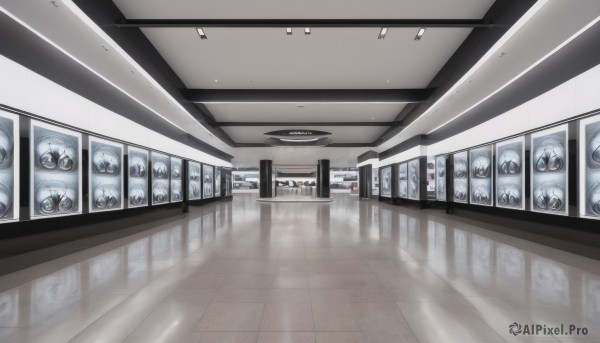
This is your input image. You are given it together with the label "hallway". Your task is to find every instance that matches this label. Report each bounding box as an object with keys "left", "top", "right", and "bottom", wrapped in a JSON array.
[{"left": 0, "top": 194, "right": 598, "bottom": 343}]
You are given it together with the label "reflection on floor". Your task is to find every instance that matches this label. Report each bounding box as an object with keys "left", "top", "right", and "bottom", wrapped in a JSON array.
[{"left": 0, "top": 194, "right": 598, "bottom": 343}]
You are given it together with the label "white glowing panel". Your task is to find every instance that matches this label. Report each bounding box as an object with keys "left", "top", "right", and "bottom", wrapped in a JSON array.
[
  {"left": 469, "top": 145, "right": 493, "bottom": 206},
  {"left": 202, "top": 164, "right": 214, "bottom": 199},
  {"left": 188, "top": 161, "right": 201, "bottom": 200},
  {"left": 89, "top": 137, "right": 123, "bottom": 212},
  {"left": 453, "top": 151, "right": 468, "bottom": 203},
  {"left": 128, "top": 146, "right": 148, "bottom": 207},
  {"left": 435, "top": 155, "right": 446, "bottom": 202},
  {"left": 398, "top": 163, "right": 408, "bottom": 199},
  {"left": 380, "top": 166, "right": 392, "bottom": 198},
  {"left": 407, "top": 159, "right": 420, "bottom": 200},
  {"left": 0, "top": 110, "right": 19, "bottom": 222},
  {"left": 495, "top": 136, "right": 525, "bottom": 210},
  {"left": 30, "top": 120, "right": 82, "bottom": 219},
  {"left": 531, "top": 125, "right": 568, "bottom": 216},
  {"left": 579, "top": 114, "right": 600, "bottom": 219},
  {"left": 170, "top": 156, "right": 182, "bottom": 203},
  {"left": 151, "top": 152, "right": 169, "bottom": 205}
]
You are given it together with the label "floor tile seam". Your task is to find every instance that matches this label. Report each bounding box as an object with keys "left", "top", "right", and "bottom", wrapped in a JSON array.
[
  {"left": 77, "top": 253, "right": 211, "bottom": 342},
  {"left": 392, "top": 301, "right": 426, "bottom": 343},
  {"left": 60, "top": 293, "right": 137, "bottom": 343}
]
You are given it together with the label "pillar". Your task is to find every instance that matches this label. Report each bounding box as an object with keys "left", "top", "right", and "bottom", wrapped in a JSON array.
[
  {"left": 318, "top": 159, "right": 330, "bottom": 198},
  {"left": 259, "top": 160, "right": 273, "bottom": 198}
]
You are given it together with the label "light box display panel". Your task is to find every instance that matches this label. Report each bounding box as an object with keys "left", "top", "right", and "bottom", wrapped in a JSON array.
[
  {"left": 151, "top": 152, "right": 170, "bottom": 205},
  {"left": 408, "top": 159, "right": 420, "bottom": 200},
  {"left": 372, "top": 168, "right": 379, "bottom": 196},
  {"left": 496, "top": 137, "right": 525, "bottom": 210},
  {"left": 0, "top": 111, "right": 18, "bottom": 222},
  {"left": 435, "top": 155, "right": 446, "bottom": 202},
  {"left": 531, "top": 125, "right": 568, "bottom": 215},
  {"left": 225, "top": 169, "right": 232, "bottom": 196},
  {"left": 128, "top": 146, "right": 148, "bottom": 207},
  {"left": 170, "top": 157, "right": 182, "bottom": 203},
  {"left": 469, "top": 145, "right": 493, "bottom": 206},
  {"left": 453, "top": 151, "right": 468, "bottom": 203},
  {"left": 188, "top": 161, "right": 201, "bottom": 200},
  {"left": 580, "top": 115, "right": 600, "bottom": 219},
  {"left": 214, "top": 167, "right": 221, "bottom": 197},
  {"left": 203, "top": 164, "right": 214, "bottom": 199},
  {"left": 398, "top": 163, "right": 408, "bottom": 198},
  {"left": 89, "top": 137, "right": 123, "bottom": 212},
  {"left": 31, "top": 121, "right": 82, "bottom": 218},
  {"left": 380, "top": 166, "right": 392, "bottom": 197}
]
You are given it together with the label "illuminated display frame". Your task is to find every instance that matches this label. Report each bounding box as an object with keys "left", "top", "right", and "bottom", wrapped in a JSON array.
[{"left": 88, "top": 136, "right": 124, "bottom": 212}]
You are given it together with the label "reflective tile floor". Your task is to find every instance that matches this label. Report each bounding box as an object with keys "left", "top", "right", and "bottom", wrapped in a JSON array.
[{"left": 0, "top": 194, "right": 599, "bottom": 343}]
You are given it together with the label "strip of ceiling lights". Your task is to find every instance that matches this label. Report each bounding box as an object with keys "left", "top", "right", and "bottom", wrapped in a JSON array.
[
  {"left": 408, "top": 0, "right": 600, "bottom": 136},
  {"left": 401, "top": 0, "right": 552, "bottom": 135},
  {"left": 0, "top": 1, "right": 216, "bottom": 139}
]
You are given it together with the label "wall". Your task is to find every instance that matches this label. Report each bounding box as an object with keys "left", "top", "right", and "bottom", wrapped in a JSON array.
[{"left": 0, "top": 54, "right": 231, "bottom": 168}]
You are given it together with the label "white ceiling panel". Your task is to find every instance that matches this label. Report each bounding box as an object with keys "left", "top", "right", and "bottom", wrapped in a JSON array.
[
  {"left": 206, "top": 103, "right": 405, "bottom": 122},
  {"left": 113, "top": 0, "right": 495, "bottom": 20},
  {"left": 138, "top": 27, "right": 472, "bottom": 89},
  {"left": 222, "top": 126, "right": 387, "bottom": 143}
]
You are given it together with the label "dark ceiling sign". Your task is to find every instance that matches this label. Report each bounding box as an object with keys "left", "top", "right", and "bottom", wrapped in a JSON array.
[{"left": 265, "top": 130, "right": 331, "bottom": 138}]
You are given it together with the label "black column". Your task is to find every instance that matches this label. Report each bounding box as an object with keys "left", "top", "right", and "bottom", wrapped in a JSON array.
[
  {"left": 316, "top": 164, "right": 321, "bottom": 197},
  {"left": 182, "top": 160, "right": 189, "bottom": 213},
  {"left": 358, "top": 165, "right": 372, "bottom": 198},
  {"left": 259, "top": 160, "right": 273, "bottom": 198},
  {"left": 318, "top": 159, "right": 330, "bottom": 198}
]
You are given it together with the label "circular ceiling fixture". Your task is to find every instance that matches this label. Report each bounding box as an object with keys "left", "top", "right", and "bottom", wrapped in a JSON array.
[{"left": 264, "top": 129, "right": 332, "bottom": 146}]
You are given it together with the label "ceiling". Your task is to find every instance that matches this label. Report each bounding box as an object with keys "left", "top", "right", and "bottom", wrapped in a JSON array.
[
  {"left": 107, "top": 0, "right": 497, "bottom": 152},
  {"left": 6, "top": 0, "right": 597, "bottom": 166}
]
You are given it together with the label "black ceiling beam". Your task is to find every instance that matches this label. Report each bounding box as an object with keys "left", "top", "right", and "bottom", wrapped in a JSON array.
[
  {"left": 216, "top": 122, "right": 396, "bottom": 126},
  {"left": 182, "top": 89, "right": 433, "bottom": 103},
  {"left": 116, "top": 18, "right": 492, "bottom": 28}
]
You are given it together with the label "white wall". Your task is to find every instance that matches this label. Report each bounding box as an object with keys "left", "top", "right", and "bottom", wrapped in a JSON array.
[
  {"left": 377, "top": 64, "right": 600, "bottom": 162},
  {"left": 0, "top": 55, "right": 231, "bottom": 167}
]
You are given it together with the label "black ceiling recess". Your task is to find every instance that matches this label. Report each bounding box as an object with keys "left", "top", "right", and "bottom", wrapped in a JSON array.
[{"left": 116, "top": 18, "right": 493, "bottom": 28}]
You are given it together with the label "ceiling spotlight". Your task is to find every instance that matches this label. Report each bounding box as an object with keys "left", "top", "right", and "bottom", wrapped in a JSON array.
[
  {"left": 196, "top": 28, "right": 207, "bottom": 39},
  {"left": 378, "top": 27, "right": 388, "bottom": 39},
  {"left": 286, "top": 27, "right": 293, "bottom": 35},
  {"left": 414, "top": 27, "right": 426, "bottom": 41},
  {"left": 305, "top": 27, "right": 311, "bottom": 35}
]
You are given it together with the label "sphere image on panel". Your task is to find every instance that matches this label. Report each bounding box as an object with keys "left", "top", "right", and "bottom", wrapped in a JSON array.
[
  {"left": 94, "top": 186, "right": 120, "bottom": 209},
  {"left": 36, "top": 132, "right": 77, "bottom": 172},
  {"left": 129, "top": 187, "right": 146, "bottom": 206},
  {"left": 35, "top": 182, "right": 77, "bottom": 215},
  {"left": 0, "top": 183, "right": 12, "bottom": 218},
  {"left": 533, "top": 136, "right": 565, "bottom": 173},
  {"left": 92, "top": 150, "right": 120, "bottom": 175},
  {"left": 0, "top": 120, "right": 14, "bottom": 169}
]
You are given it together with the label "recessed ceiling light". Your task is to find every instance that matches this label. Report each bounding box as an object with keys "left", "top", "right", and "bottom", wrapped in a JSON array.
[
  {"left": 386, "top": 80, "right": 390, "bottom": 83},
  {"left": 371, "top": 117, "right": 375, "bottom": 120},
  {"left": 378, "top": 27, "right": 388, "bottom": 39},
  {"left": 305, "top": 28, "right": 311, "bottom": 35},
  {"left": 414, "top": 27, "right": 426, "bottom": 41},
  {"left": 286, "top": 27, "right": 293, "bottom": 35},
  {"left": 214, "top": 79, "right": 218, "bottom": 83},
  {"left": 196, "top": 28, "right": 207, "bottom": 40}
]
